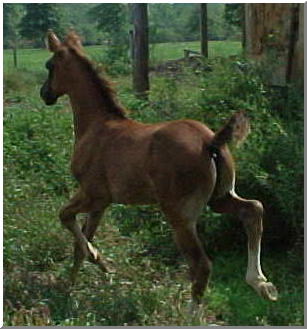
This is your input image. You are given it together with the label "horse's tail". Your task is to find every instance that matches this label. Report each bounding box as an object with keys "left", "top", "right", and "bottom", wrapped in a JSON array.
[
  {"left": 209, "top": 110, "right": 250, "bottom": 151},
  {"left": 207, "top": 111, "right": 250, "bottom": 201}
]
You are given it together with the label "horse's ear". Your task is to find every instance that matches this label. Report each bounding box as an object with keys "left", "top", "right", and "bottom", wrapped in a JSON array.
[
  {"left": 46, "top": 30, "right": 61, "bottom": 52},
  {"left": 64, "top": 30, "right": 83, "bottom": 49}
]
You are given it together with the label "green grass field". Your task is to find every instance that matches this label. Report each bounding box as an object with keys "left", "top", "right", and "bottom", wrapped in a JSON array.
[
  {"left": 150, "top": 40, "right": 241, "bottom": 63},
  {"left": 3, "top": 41, "right": 303, "bottom": 326},
  {"left": 4, "top": 40, "right": 242, "bottom": 73}
]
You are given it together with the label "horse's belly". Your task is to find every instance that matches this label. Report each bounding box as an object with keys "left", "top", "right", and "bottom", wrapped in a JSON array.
[{"left": 109, "top": 174, "right": 157, "bottom": 205}]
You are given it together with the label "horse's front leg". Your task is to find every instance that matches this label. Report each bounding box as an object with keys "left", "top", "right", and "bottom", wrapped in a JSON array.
[
  {"left": 209, "top": 192, "right": 278, "bottom": 301},
  {"left": 59, "top": 189, "right": 110, "bottom": 283},
  {"left": 71, "top": 208, "right": 111, "bottom": 283}
]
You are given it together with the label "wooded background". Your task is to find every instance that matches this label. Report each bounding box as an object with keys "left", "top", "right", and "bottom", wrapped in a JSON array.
[{"left": 4, "top": 3, "right": 303, "bottom": 93}]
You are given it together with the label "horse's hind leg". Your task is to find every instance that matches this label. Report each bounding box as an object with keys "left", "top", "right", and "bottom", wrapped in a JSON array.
[
  {"left": 162, "top": 196, "right": 212, "bottom": 304},
  {"left": 209, "top": 191, "right": 278, "bottom": 301},
  {"left": 59, "top": 189, "right": 109, "bottom": 283}
]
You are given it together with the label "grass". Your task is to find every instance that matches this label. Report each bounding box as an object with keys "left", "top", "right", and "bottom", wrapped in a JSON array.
[
  {"left": 3, "top": 181, "right": 304, "bottom": 325},
  {"left": 4, "top": 40, "right": 242, "bottom": 73},
  {"left": 3, "top": 40, "right": 303, "bottom": 326},
  {"left": 150, "top": 40, "right": 242, "bottom": 63}
]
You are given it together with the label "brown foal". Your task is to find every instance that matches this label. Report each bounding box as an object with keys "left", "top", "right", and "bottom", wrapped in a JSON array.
[{"left": 40, "top": 31, "right": 277, "bottom": 303}]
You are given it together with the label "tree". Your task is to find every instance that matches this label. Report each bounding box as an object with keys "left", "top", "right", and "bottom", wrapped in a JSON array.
[
  {"left": 225, "top": 4, "right": 243, "bottom": 27},
  {"left": 88, "top": 4, "right": 129, "bottom": 62},
  {"left": 4, "top": 4, "right": 23, "bottom": 67},
  {"left": 200, "top": 4, "right": 208, "bottom": 57},
  {"left": 187, "top": 4, "right": 230, "bottom": 42},
  {"left": 131, "top": 4, "right": 149, "bottom": 99},
  {"left": 149, "top": 4, "right": 198, "bottom": 43},
  {"left": 224, "top": 4, "right": 244, "bottom": 44},
  {"left": 245, "top": 4, "right": 303, "bottom": 88},
  {"left": 61, "top": 4, "right": 99, "bottom": 46},
  {"left": 19, "top": 4, "right": 63, "bottom": 48}
]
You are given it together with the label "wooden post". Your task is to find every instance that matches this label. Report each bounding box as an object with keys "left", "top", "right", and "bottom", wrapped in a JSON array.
[
  {"left": 10, "top": 29, "right": 18, "bottom": 68},
  {"left": 131, "top": 4, "right": 149, "bottom": 99},
  {"left": 200, "top": 4, "right": 208, "bottom": 58},
  {"left": 13, "top": 47, "right": 17, "bottom": 68}
]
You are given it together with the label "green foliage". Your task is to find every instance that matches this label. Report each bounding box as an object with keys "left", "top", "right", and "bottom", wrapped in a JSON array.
[
  {"left": 149, "top": 4, "right": 233, "bottom": 43},
  {"left": 90, "top": 53, "right": 131, "bottom": 76},
  {"left": 56, "top": 4, "right": 102, "bottom": 46},
  {"left": 225, "top": 4, "right": 244, "bottom": 28},
  {"left": 3, "top": 4, "right": 23, "bottom": 49},
  {"left": 4, "top": 101, "right": 74, "bottom": 198},
  {"left": 19, "top": 4, "right": 64, "bottom": 48},
  {"left": 88, "top": 4, "right": 129, "bottom": 63},
  {"left": 3, "top": 3, "right": 241, "bottom": 50},
  {"left": 207, "top": 4, "right": 234, "bottom": 41},
  {"left": 223, "top": 4, "right": 243, "bottom": 41},
  {"left": 149, "top": 4, "right": 196, "bottom": 43},
  {"left": 89, "top": 4, "right": 127, "bottom": 34}
]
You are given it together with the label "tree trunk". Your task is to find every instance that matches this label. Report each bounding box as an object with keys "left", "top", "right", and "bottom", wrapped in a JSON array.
[
  {"left": 200, "top": 4, "right": 208, "bottom": 58},
  {"left": 131, "top": 4, "right": 149, "bottom": 99},
  {"left": 245, "top": 3, "right": 303, "bottom": 88},
  {"left": 242, "top": 5, "right": 246, "bottom": 50},
  {"left": 13, "top": 46, "right": 17, "bottom": 68},
  {"left": 289, "top": 4, "right": 303, "bottom": 89}
]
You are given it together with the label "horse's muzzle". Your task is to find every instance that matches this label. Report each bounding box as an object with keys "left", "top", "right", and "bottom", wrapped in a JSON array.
[{"left": 40, "top": 81, "right": 58, "bottom": 105}]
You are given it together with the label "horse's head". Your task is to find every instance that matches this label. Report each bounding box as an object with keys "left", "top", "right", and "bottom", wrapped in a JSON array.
[{"left": 40, "top": 30, "right": 83, "bottom": 105}]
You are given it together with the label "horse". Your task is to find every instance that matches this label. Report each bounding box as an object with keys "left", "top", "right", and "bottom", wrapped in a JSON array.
[{"left": 40, "top": 30, "right": 277, "bottom": 304}]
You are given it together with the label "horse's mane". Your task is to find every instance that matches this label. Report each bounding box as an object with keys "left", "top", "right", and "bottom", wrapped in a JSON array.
[{"left": 69, "top": 46, "right": 127, "bottom": 119}]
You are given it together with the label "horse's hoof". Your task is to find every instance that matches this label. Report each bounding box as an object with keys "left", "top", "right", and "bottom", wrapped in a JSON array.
[
  {"left": 98, "top": 260, "right": 116, "bottom": 274},
  {"left": 258, "top": 281, "right": 278, "bottom": 301}
]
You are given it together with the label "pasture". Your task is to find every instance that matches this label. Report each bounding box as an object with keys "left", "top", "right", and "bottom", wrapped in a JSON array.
[
  {"left": 3, "top": 40, "right": 242, "bottom": 71},
  {"left": 3, "top": 41, "right": 303, "bottom": 326}
]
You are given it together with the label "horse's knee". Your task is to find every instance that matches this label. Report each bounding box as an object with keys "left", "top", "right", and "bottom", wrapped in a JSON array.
[
  {"left": 59, "top": 192, "right": 90, "bottom": 226},
  {"left": 59, "top": 205, "right": 75, "bottom": 227}
]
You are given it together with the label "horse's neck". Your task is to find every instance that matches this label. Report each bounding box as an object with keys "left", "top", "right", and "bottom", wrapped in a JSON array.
[
  {"left": 68, "top": 83, "right": 123, "bottom": 140},
  {"left": 69, "top": 87, "right": 101, "bottom": 139}
]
